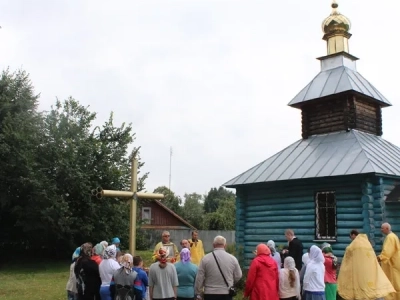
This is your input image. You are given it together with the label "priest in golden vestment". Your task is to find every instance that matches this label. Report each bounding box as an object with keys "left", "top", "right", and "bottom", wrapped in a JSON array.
[
  {"left": 377, "top": 223, "right": 400, "bottom": 300},
  {"left": 338, "top": 234, "right": 395, "bottom": 300},
  {"left": 188, "top": 230, "right": 205, "bottom": 266}
]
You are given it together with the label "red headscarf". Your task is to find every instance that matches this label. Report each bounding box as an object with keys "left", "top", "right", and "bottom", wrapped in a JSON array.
[
  {"left": 256, "top": 243, "right": 271, "bottom": 256},
  {"left": 158, "top": 247, "right": 168, "bottom": 268}
]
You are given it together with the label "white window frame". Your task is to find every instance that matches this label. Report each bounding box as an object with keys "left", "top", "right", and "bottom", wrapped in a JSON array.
[{"left": 142, "top": 207, "right": 152, "bottom": 224}]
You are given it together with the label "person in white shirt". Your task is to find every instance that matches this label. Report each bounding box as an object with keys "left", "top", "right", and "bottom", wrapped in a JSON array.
[
  {"left": 279, "top": 257, "right": 301, "bottom": 300},
  {"left": 303, "top": 245, "right": 325, "bottom": 300},
  {"left": 99, "top": 245, "right": 120, "bottom": 300}
]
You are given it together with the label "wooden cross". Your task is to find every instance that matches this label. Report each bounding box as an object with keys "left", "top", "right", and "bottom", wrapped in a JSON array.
[{"left": 94, "top": 157, "right": 164, "bottom": 254}]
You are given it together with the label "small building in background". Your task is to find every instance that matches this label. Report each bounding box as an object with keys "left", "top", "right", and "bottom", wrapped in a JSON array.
[
  {"left": 224, "top": 1, "right": 400, "bottom": 266},
  {"left": 140, "top": 199, "right": 196, "bottom": 230}
]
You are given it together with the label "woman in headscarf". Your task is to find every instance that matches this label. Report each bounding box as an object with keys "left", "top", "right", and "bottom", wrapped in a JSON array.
[
  {"left": 74, "top": 243, "right": 102, "bottom": 300},
  {"left": 303, "top": 245, "right": 325, "bottom": 300},
  {"left": 110, "top": 253, "right": 138, "bottom": 300},
  {"left": 92, "top": 243, "right": 106, "bottom": 265},
  {"left": 67, "top": 247, "right": 80, "bottom": 300},
  {"left": 174, "top": 248, "right": 198, "bottom": 300},
  {"left": 279, "top": 257, "right": 301, "bottom": 300},
  {"left": 300, "top": 248, "right": 311, "bottom": 297},
  {"left": 268, "top": 240, "right": 282, "bottom": 269},
  {"left": 320, "top": 243, "right": 338, "bottom": 300},
  {"left": 99, "top": 245, "right": 120, "bottom": 300},
  {"left": 244, "top": 243, "right": 279, "bottom": 300},
  {"left": 338, "top": 234, "right": 395, "bottom": 300},
  {"left": 148, "top": 247, "right": 179, "bottom": 300}
]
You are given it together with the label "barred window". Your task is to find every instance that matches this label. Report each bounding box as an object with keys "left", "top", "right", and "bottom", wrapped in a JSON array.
[{"left": 315, "top": 191, "right": 336, "bottom": 240}]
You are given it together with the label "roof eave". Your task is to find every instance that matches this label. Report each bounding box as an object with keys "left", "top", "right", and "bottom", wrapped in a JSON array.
[{"left": 288, "top": 90, "right": 391, "bottom": 109}]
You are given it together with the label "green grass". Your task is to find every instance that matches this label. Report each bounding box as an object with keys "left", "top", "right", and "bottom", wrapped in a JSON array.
[
  {"left": 0, "top": 251, "right": 154, "bottom": 300},
  {"left": 0, "top": 251, "right": 244, "bottom": 299}
]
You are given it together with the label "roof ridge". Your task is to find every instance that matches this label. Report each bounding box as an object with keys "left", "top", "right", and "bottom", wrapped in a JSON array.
[
  {"left": 351, "top": 130, "right": 379, "bottom": 173},
  {"left": 353, "top": 130, "right": 400, "bottom": 174}
]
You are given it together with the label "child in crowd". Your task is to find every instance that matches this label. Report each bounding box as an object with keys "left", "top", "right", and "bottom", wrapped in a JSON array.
[{"left": 133, "top": 256, "right": 149, "bottom": 300}]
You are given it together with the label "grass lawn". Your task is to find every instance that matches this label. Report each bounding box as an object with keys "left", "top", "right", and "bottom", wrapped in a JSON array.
[
  {"left": 0, "top": 251, "right": 154, "bottom": 300},
  {"left": 0, "top": 250, "right": 244, "bottom": 299}
]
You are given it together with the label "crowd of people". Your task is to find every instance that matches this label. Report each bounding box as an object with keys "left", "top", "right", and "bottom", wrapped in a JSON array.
[{"left": 66, "top": 223, "right": 400, "bottom": 300}]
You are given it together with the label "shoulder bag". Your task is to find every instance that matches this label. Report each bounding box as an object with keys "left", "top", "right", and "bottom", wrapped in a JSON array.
[{"left": 212, "top": 251, "right": 237, "bottom": 297}]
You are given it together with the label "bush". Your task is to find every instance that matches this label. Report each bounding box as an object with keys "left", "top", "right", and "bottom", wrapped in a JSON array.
[{"left": 226, "top": 243, "right": 247, "bottom": 290}]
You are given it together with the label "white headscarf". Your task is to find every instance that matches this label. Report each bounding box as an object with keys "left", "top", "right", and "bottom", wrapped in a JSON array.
[
  {"left": 284, "top": 256, "right": 296, "bottom": 270},
  {"left": 309, "top": 245, "right": 324, "bottom": 263},
  {"left": 121, "top": 253, "right": 133, "bottom": 274},
  {"left": 267, "top": 240, "right": 277, "bottom": 255},
  {"left": 104, "top": 245, "right": 117, "bottom": 259}
]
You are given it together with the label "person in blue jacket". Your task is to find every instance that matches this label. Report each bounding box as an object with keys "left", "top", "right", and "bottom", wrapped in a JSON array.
[{"left": 132, "top": 256, "right": 149, "bottom": 300}]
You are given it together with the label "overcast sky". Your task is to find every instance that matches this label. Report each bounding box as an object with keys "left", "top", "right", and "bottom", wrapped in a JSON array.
[{"left": 1, "top": 0, "right": 399, "bottom": 198}]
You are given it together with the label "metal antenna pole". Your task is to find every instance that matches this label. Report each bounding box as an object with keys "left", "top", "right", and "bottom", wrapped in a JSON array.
[{"left": 169, "top": 147, "right": 172, "bottom": 190}]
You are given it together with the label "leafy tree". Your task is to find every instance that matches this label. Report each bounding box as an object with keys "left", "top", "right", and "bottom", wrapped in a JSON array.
[
  {"left": 153, "top": 186, "right": 183, "bottom": 216},
  {"left": 182, "top": 193, "right": 204, "bottom": 229},
  {"left": 203, "top": 186, "right": 235, "bottom": 213},
  {"left": 0, "top": 69, "right": 148, "bottom": 257},
  {"left": 41, "top": 98, "right": 147, "bottom": 252},
  {"left": 0, "top": 69, "right": 46, "bottom": 255},
  {"left": 202, "top": 197, "right": 236, "bottom": 230}
]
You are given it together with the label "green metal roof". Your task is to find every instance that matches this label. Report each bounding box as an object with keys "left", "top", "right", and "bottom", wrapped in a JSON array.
[{"left": 224, "top": 130, "right": 400, "bottom": 187}]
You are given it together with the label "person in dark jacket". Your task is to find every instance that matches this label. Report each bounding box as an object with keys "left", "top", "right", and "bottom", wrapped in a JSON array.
[
  {"left": 74, "top": 243, "right": 102, "bottom": 300},
  {"left": 283, "top": 229, "right": 304, "bottom": 271}
]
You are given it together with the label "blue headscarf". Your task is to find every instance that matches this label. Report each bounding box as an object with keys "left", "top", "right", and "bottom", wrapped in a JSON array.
[{"left": 72, "top": 247, "right": 81, "bottom": 262}]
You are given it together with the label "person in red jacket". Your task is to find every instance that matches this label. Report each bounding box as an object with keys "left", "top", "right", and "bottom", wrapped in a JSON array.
[
  {"left": 244, "top": 243, "right": 279, "bottom": 300},
  {"left": 321, "top": 243, "right": 338, "bottom": 300}
]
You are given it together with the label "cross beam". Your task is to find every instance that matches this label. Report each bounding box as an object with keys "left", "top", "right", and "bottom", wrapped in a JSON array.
[{"left": 93, "top": 158, "right": 164, "bottom": 254}]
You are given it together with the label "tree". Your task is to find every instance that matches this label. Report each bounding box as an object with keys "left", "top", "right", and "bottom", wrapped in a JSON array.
[
  {"left": 182, "top": 193, "right": 204, "bottom": 229},
  {"left": 0, "top": 68, "right": 148, "bottom": 257},
  {"left": 0, "top": 69, "right": 46, "bottom": 255},
  {"left": 41, "top": 98, "right": 147, "bottom": 253},
  {"left": 203, "top": 197, "right": 236, "bottom": 230},
  {"left": 203, "top": 187, "right": 235, "bottom": 213},
  {"left": 153, "top": 186, "right": 183, "bottom": 216}
]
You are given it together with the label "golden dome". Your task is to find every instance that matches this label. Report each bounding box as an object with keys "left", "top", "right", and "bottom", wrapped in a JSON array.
[{"left": 322, "top": 1, "right": 351, "bottom": 34}]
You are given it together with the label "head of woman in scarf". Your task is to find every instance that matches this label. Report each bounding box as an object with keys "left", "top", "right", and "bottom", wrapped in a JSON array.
[
  {"left": 267, "top": 240, "right": 276, "bottom": 255},
  {"left": 99, "top": 241, "right": 108, "bottom": 255},
  {"left": 309, "top": 245, "right": 324, "bottom": 263},
  {"left": 321, "top": 242, "right": 332, "bottom": 253},
  {"left": 93, "top": 243, "right": 106, "bottom": 256},
  {"left": 158, "top": 246, "right": 170, "bottom": 268},
  {"left": 180, "top": 248, "right": 191, "bottom": 264},
  {"left": 104, "top": 245, "right": 117, "bottom": 259},
  {"left": 256, "top": 243, "right": 271, "bottom": 256},
  {"left": 284, "top": 256, "right": 296, "bottom": 270},
  {"left": 120, "top": 253, "right": 133, "bottom": 274},
  {"left": 72, "top": 247, "right": 81, "bottom": 262},
  {"left": 80, "top": 243, "right": 93, "bottom": 257}
]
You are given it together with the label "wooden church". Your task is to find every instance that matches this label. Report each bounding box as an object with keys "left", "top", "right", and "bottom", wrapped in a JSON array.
[{"left": 224, "top": 1, "right": 400, "bottom": 266}]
